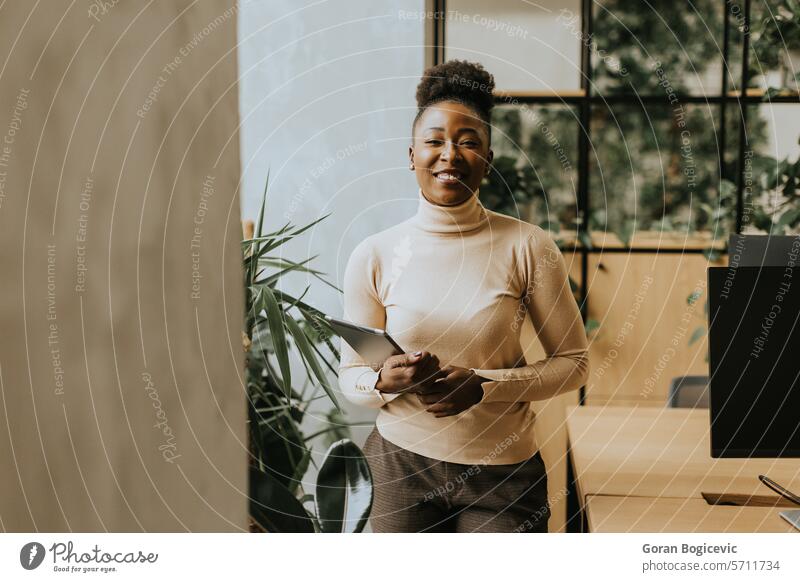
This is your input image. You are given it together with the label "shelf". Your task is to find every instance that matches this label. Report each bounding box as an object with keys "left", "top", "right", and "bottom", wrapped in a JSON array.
[{"left": 554, "top": 230, "right": 728, "bottom": 252}]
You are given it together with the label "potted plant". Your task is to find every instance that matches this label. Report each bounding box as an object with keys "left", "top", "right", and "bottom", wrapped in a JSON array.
[{"left": 244, "top": 176, "right": 373, "bottom": 532}]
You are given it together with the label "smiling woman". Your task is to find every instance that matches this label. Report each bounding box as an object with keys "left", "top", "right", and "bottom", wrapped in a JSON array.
[{"left": 337, "top": 59, "right": 589, "bottom": 534}]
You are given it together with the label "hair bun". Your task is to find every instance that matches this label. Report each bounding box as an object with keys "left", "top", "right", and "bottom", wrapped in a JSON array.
[{"left": 415, "top": 59, "right": 495, "bottom": 118}]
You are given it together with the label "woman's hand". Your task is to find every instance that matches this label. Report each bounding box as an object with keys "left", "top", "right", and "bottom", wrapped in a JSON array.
[
  {"left": 375, "top": 351, "right": 446, "bottom": 395},
  {"left": 416, "top": 365, "right": 488, "bottom": 418}
]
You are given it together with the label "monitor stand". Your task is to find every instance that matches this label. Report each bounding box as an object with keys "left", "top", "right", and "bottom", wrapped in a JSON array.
[
  {"left": 780, "top": 510, "right": 800, "bottom": 532},
  {"left": 702, "top": 492, "right": 798, "bottom": 508}
]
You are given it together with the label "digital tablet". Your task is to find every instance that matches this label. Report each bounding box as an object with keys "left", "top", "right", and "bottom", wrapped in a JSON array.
[{"left": 325, "top": 315, "right": 405, "bottom": 368}]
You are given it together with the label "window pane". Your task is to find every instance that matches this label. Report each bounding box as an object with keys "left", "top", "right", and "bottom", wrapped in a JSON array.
[
  {"left": 445, "top": 0, "right": 582, "bottom": 93},
  {"left": 726, "top": 0, "right": 745, "bottom": 93},
  {"left": 741, "top": 103, "right": 800, "bottom": 234},
  {"left": 592, "top": 0, "right": 724, "bottom": 96},
  {"left": 589, "top": 103, "right": 734, "bottom": 238},
  {"left": 481, "top": 104, "right": 579, "bottom": 234},
  {"left": 749, "top": 103, "right": 800, "bottom": 159},
  {"left": 746, "top": 0, "right": 800, "bottom": 95}
]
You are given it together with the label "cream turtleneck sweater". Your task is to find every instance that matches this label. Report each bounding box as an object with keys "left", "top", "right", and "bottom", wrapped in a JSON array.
[{"left": 337, "top": 187, "right": 589, "bottom": 465}]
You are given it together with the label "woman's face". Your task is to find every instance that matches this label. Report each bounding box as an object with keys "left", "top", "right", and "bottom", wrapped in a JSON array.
[{"left": 409, "top": 101, "right": 493, "bottom": 205}]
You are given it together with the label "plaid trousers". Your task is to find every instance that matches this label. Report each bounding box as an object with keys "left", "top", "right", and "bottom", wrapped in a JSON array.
[{"left": 362, "top": 426, "right": 550, "bottom": 533}]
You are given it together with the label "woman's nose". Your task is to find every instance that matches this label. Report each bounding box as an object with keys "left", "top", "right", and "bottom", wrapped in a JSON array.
[{"left": 440, "top": 140, "right": 460, "bottom": 161}]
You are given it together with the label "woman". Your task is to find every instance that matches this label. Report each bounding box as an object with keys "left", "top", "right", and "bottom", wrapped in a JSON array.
[{"left": 338, "top": 60, "right": 589, "bottom": 533}]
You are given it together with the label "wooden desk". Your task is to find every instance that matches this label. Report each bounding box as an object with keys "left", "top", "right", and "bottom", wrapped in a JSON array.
[
  {"left": 586, "top": 495, "right": 797, "bottom": 533},
  {"left": 566, "top": 406, "right": 800, "bottom": 501}
]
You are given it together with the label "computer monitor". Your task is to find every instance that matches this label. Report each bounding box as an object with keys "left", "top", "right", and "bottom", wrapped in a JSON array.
[
  {"left": 728, "top": 234, "right": 800, "bottom": 267},
  {"left": 707, "top": 265, "right": 800, "bottom": 458}
]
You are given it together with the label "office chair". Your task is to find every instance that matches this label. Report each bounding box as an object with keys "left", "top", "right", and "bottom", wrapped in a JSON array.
[{"left": 667, "top": 375, "right": 709, "bottom": 409}]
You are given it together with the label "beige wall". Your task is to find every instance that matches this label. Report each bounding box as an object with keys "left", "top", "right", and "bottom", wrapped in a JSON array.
[
  {"left": 576, "top": 233, "right": 724, "bottom": 406},
  {"left": 0, "top": 2, "right": 245, "bottom": 531}
]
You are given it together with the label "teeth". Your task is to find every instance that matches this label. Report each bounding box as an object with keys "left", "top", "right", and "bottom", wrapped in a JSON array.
[{"left": 436, "top": 173, "right": 460, "bottom": 180}]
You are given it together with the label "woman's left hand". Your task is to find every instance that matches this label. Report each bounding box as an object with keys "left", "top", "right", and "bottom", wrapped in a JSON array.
[{"left": 416, "top": 365, "right": 488, "bottom": 417}]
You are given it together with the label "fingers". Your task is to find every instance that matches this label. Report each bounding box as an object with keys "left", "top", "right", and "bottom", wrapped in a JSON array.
[
  {"left": 416, "top": 381, "right": 462, "bottom": 403},
  {"left": 415, "top": 367, "right": 476, "bottom": 415},
  {"left": 418, "top": 353, "right": 442, "bottom": 379},
  {"left": 424, "top": 401, "right": 461, "bottom": 417},
  {"left": 384, "top": 353, "right": 403, "bottom": 368},
  {"left": 406, "top": 352, "right": 447, "bottom": 389},
  {"left": 427, "top": 367, "right": 448, "bottom": 382},
  {"left": 413, "top": 375, "right": 447, "bottom": 395},
  {"left": 421, "top": 360, "right": 444, "bottom": 383},
  {"left": 401, "top": 369, "right": 437, "bottom": 394},
  {"left": 403, "top": 351, "right": 439, "bottom": 366},
  {"left": 392, "top": 352, "right": 465, "bottom": 397},
  {"left": 402, "top": 350, "right": 426, "bottom": 366},
  {"left": 412, "top": 362, "right": 453, "bottom": 395},
  {"left": 416, "top": 390, "right": 449, "bottom": 405},
  {"left": 394, "top": 350, "right": 431, "bottom": 368}
]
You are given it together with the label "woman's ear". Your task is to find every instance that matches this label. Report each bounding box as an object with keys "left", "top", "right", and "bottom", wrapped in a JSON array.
[
  {"left": 485, "top": 148, "right": 494, "bottom": 176},
  {"left": 408, "top": 145, "right": 415, "bottom": 171}
]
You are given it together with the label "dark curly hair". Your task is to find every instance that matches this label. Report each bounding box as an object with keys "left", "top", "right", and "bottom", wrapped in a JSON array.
[{"left": 413, "top": 59, "right": 495, "bottom": 140}]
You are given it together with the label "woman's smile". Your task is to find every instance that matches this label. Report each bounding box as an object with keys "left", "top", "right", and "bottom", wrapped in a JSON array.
[{"left": 432, "top": 168, "right": 466, "bottom": 186}]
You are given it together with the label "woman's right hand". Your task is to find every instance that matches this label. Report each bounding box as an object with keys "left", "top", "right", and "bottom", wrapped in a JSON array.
[{"left": 375, "top": 351, "right": 446, "bottom": 395}]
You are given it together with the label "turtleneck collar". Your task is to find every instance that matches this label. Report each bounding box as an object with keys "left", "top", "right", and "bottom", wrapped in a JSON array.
[{"left": 412, "top": 187, "right": 488, "bottom": 234}]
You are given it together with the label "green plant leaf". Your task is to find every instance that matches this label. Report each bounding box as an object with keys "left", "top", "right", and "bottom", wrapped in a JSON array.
[
  {"left": 259, "top": 213, "right": 333, "bottom": 256},
  {"left": 702, "top": 247, "right": 722, "bottom": 262},
  {"left": 259, "top": 285, "right": 292, "bottom": 395},
  {"left": 778, "top": 205, "right": 800, "bottom": 228},
  {"left": 315, "top": 439, "right": 373, "bottom": 533},
  {"left": 256, "top": 170, "right": 270, "bottom": 239},
  {"left": 247, "top": 398, "right": 268, "bottom": 472},
  {"left": 541, "top": 220, "right": 561, "bottom": 233},
  {"left": 616, "top": 219, "right": 636, "bottom": 247},
  {"left": 300, "top": 309, "right": 341, "bottom": 372},
  {"left": 278, "top": 285, "right": 312, "bottom": 316},
  {"left": 259, "top": 256, "right": 318, "bottom": 287},
  {"left": 578, "top": 230, "right": 593, "bottom": 250},
  {"left": 688, "top": 326, "right": 705, "bottom": 346},
  {"left": 250, "top": 320, "right": 275, "bottom": 353},
  {"left": 321, "top": 408, "right": 352, "bottom": 448},
  {"left": 584, "top": 319, "right": 600, "bottom": 336},
  {"left": 568, "top": 275, "right": 579, "bottom": 294},
  {"left": 241, "top": 221, "right": 293, "bottom": 249},
  {"left": 249, "top": 466, "right": 315, "bottom": 533},
  {"left": 284, "top": 314, "right": 341, "bottom": 411},
  {"left": 259, "top": 256, "right": 341, "bottom": 293},
  {"left": 252, "top": 402, "right": 310, "bottom": 492}
]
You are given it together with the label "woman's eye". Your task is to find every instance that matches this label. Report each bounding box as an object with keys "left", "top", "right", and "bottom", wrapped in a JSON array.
[
  {"left": 425, "top": 140, "right": 443, "bottom": 145},
  {"left": 461, "top": 141, "right": 478, "bottom": 147}
]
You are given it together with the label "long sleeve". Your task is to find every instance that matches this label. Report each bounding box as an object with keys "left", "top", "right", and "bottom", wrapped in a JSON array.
[
  {"left": 337, "top": 240, "right": 401, "bottom": 409},
  {"left": 469, "top": 228, "right": 590, "bottom": 404}
]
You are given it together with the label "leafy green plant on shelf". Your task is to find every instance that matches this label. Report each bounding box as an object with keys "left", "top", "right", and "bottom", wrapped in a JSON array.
[
  {"left": 751, "top": 0, "right": 800, "bottom": 97},
  {"left": 244, "top": 176, "right": 373, "bottom": 533}
]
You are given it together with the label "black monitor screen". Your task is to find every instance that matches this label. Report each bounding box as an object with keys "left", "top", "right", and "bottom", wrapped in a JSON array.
[{"left": 708, "top": 266, "right": 800, "bottom": 458}]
